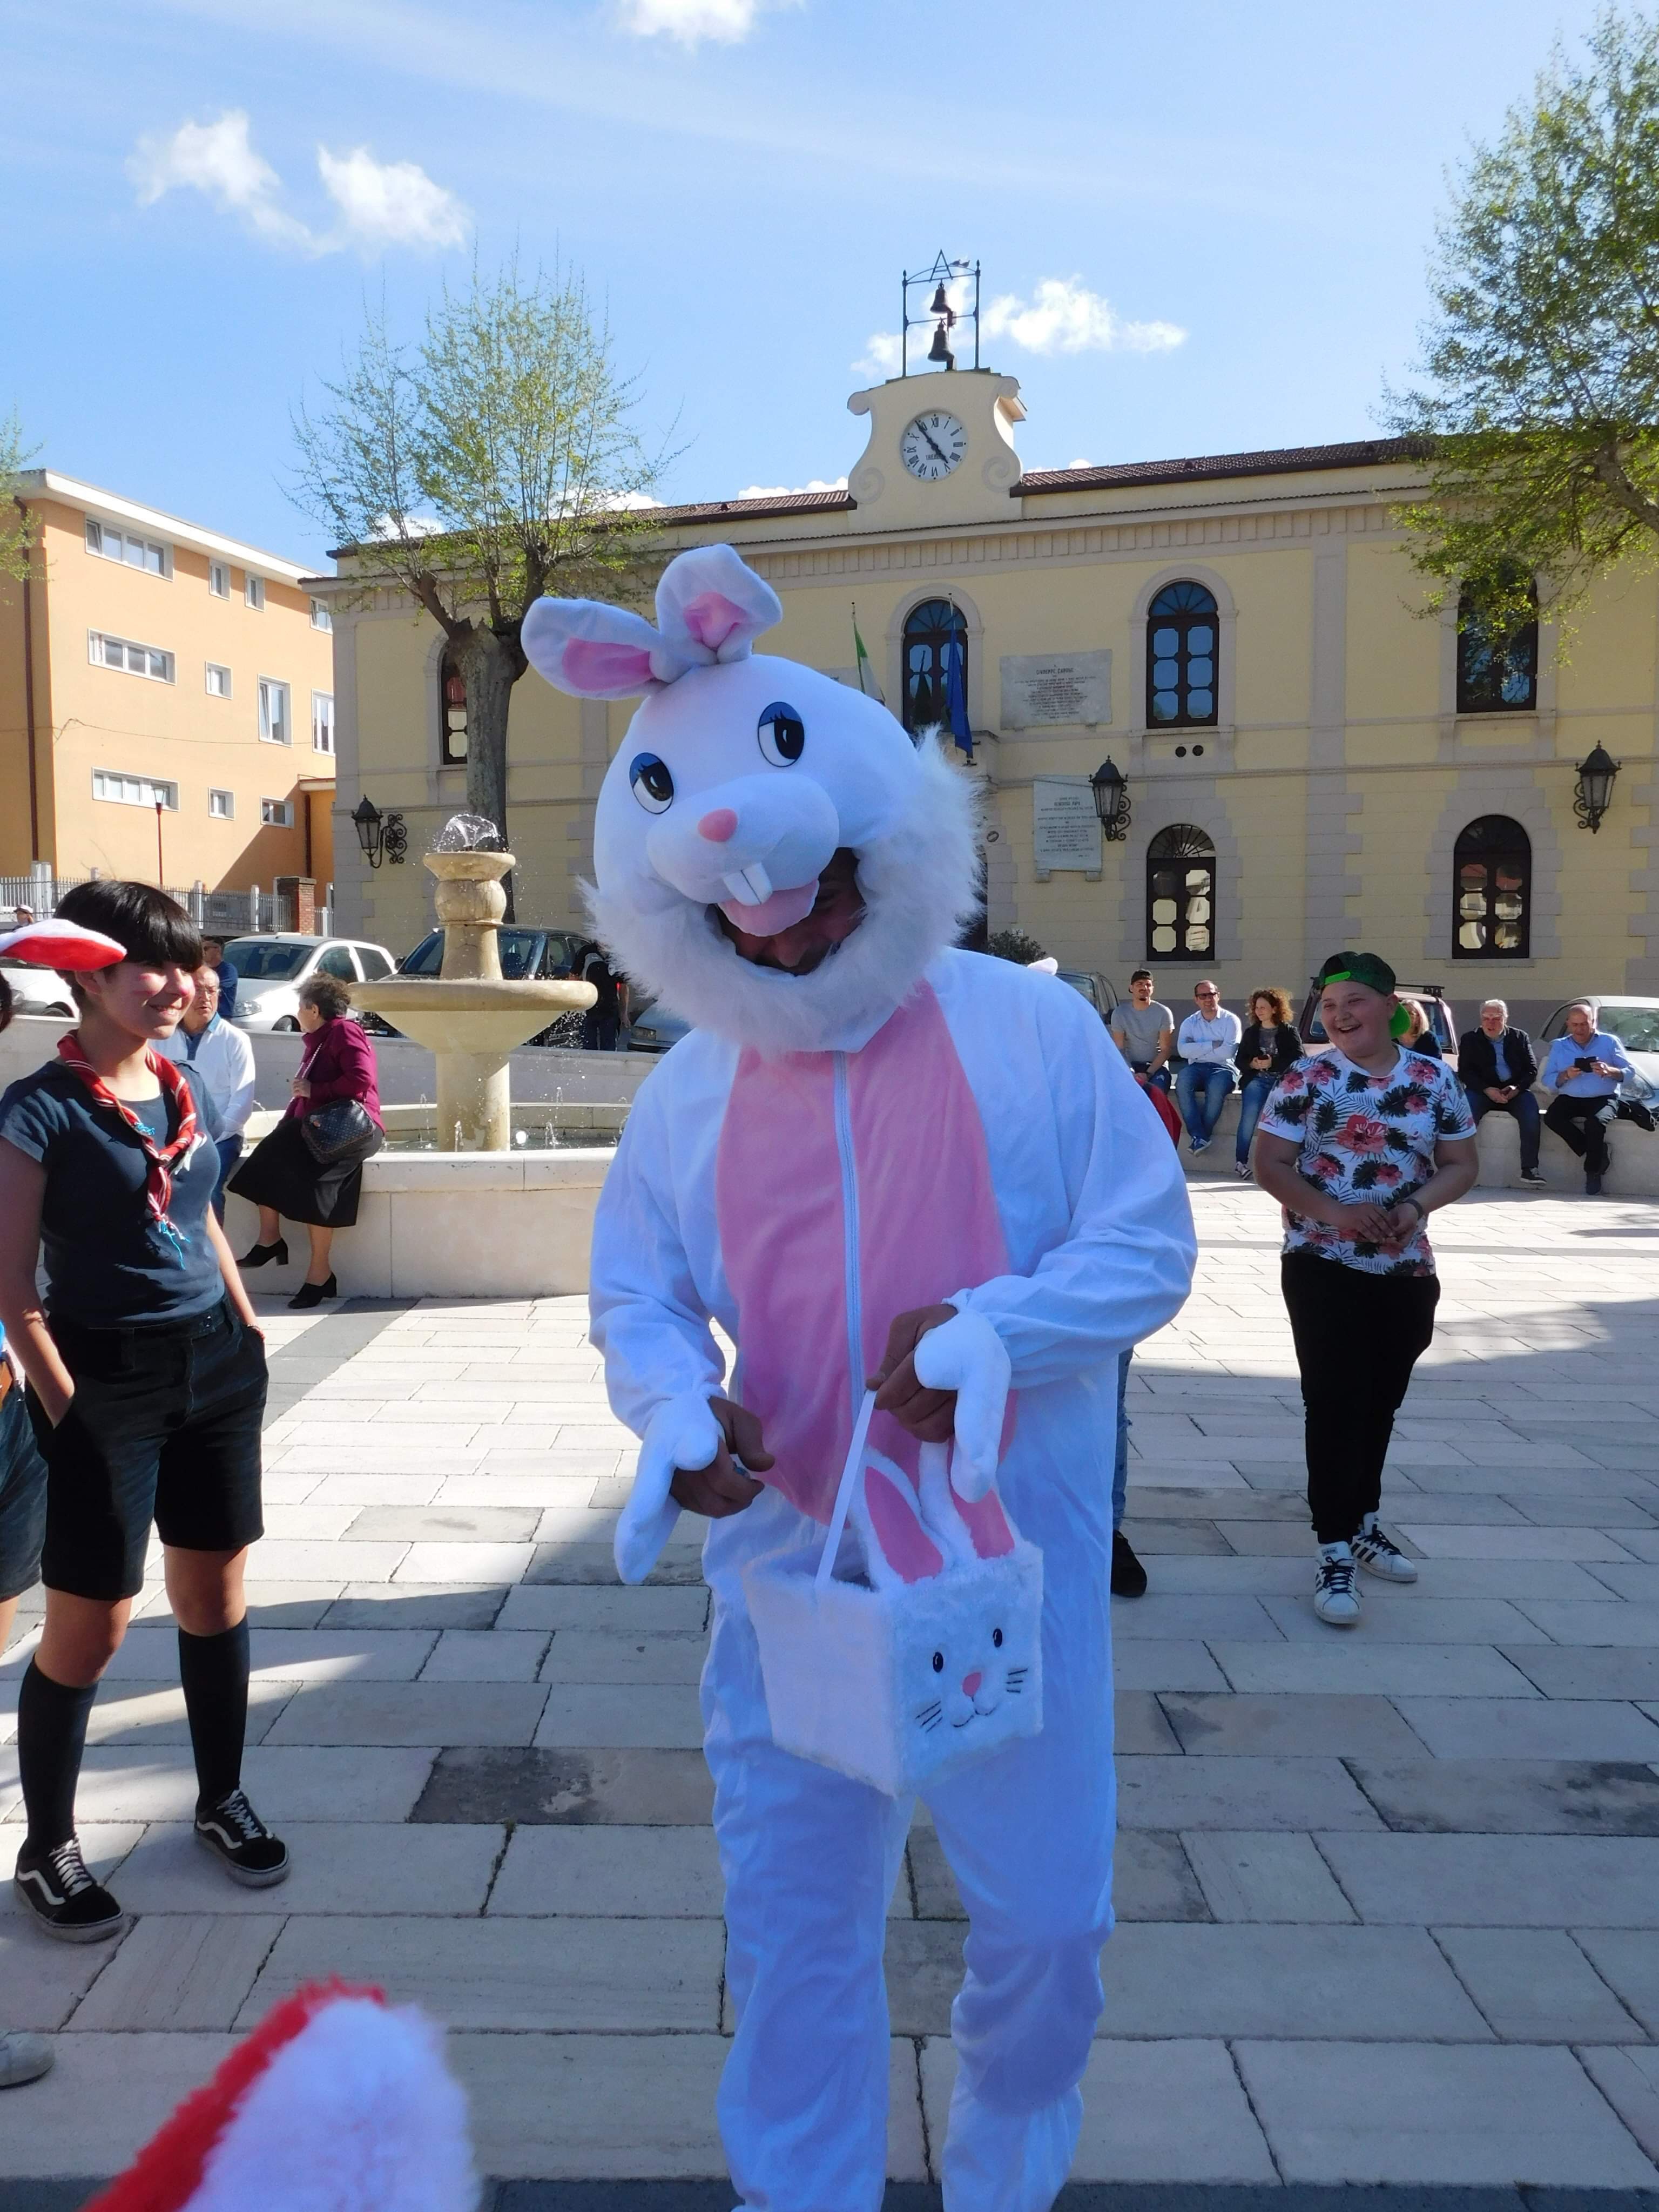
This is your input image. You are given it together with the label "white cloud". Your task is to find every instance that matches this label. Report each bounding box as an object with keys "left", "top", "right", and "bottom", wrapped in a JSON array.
[
  {"left": 735, "top": 475, "right": 847, "bottom": 499},
  {"left": 980, "top": 277, "right": 1185, "bottom": 356},
  {"left": 851, "top": 331, "right": 903, "bottom": 379},
  {"left": 613, "top": 0, "right": 788, "bottom": 43},
  {"left": 317, "top": 145, "right": 468, "bottom": 249},
  {"left": 130, "top": 109, "right": 467, "bottom": 256}
]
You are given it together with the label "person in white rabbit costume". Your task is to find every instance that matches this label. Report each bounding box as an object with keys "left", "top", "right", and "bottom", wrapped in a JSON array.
[{"left": 522, "top": 544, "right": 1196, "bottom": 2212}]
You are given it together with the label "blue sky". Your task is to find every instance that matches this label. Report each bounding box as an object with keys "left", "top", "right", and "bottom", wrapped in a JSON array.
[{"left": 1, "top": 0, "right": 1614, "bottom": 569}]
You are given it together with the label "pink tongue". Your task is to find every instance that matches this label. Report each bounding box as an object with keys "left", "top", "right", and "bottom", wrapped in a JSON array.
[{"left": 718, "top": 878, "right": 820, "bottom": 938}]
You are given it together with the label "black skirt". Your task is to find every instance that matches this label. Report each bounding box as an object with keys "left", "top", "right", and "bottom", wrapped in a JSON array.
[{"left": 227, "top": 1115, "right": 365, "bottom": 1229}]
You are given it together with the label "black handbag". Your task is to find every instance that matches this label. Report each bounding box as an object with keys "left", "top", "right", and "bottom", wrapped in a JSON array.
[{"left": 299, "top": 1099, "right": 384, "bottom": 1166}]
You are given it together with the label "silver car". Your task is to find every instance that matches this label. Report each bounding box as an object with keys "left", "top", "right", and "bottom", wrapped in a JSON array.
[
  {"left": 1539, "top": 997, "right": 1659, "bottom": 1107},
  {"left": 225, "top": 934, "right": 397, "bottom": 1031},
  {"left": 0, "top": 960, "right": 76, "bottom": 1020}
]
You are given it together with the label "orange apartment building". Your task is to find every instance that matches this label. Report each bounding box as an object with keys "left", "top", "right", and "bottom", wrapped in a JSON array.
[{"left": 1, "top": 470, "right": 335, "bottom": 916}]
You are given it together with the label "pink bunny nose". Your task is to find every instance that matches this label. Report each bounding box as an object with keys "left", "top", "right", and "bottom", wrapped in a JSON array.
[
  {"left": 698, "top": 808, "right": 738, "bottom": 844},
  {"left": 961, "top": 1671, "right": 982, "bottom": 1697}
]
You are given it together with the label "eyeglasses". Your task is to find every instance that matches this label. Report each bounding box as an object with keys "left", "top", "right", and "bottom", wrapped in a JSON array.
[{"left": 1196, "top": 989, "right": 1218, "bottom": 999}]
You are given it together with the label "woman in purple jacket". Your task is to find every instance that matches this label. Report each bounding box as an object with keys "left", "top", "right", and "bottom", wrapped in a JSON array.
[{"left": 228, "top": 975, "right": 382, "bottom": 1308}]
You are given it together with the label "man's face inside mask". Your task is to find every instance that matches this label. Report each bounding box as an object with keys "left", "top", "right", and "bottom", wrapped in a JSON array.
[{"left": 719, "top": 847, "right": 867, "bottom": 975}]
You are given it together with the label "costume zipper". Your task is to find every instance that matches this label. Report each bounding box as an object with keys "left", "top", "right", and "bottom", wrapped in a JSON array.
[{"left": 832, "top": 1053, "right": 864, "bottom": 1421}]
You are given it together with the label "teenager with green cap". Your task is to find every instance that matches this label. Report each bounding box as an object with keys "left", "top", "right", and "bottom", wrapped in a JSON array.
[{"left": 1252, "top": 952, "right": 1479, "bottom": 1626}]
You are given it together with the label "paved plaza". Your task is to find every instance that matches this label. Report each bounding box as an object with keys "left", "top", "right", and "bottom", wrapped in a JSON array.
[{"left": 4, "top": 1182, "right": 1659, "bottom": 2200}]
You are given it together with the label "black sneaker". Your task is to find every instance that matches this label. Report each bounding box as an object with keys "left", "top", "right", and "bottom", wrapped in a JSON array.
[
  {"left": 194, "top": 1789, "right": 290, "bottom": 1887},
  {"left": 13, "top": 1837, "right": 127, "bottom": 1943},
  {"left": 1587, "top": 1171, "right": 1604, "bottom": 1196},
  {"left": 1520, "top": 1167, "right": 1546, "bottom": 1185},
  {"left": 1111, "top": 1528, "right": 1149, "bottom": 1597}
]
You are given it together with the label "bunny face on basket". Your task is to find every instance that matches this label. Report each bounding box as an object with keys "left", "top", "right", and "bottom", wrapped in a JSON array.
[
  {"left": 521, "top": 544, "right": 981, "bottom": 1055},
  {"left": 916, "top": 1615, "right": 1033, "bottom": 1738}
]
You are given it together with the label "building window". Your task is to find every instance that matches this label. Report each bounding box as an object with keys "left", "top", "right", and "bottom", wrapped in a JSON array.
[
  {"left": 1454, "top": 814, "right": 1531, "bottom": 958},
  {"left": 1457, "top": 582, "right": 1538, "bottom": 712},
  {"left": 1147, "top": 823, "right": 1217, "bottom": 959},
  {"left": 209, "top": 561, "right": 230, "bottom": 598},
  {"left": 85, "top": 517, "right": 169, "bottom": 577},
  {"left": 258, "top": 677, "right": 291, "bottom": 745},
  {"left": 311, "top": 691, "right": 335, "bottom": 753},
  {"left": 1147, "top": 582, "right": 1219, "bottom": 729},
  {"left": 245, "top": 574, "right": 265, "bottom": 611},
  {"left": 209, "top": 788, "right": 235, "bottom": 819},
  {"left": 310, "top": 596, "right": 332, "bottom": 632},
  {"left": 93, "top": 771, "right": 178, "bottom": 810},
  {"left": 901, "top": 598, "right": 968, "bottom": 734},
  {"left": 89, "top": 631, "right": 174, "bottom": 683},
  {"left": 439, "top": 645, "right": 469, "bottom": 764},
  {"left": 261, "top": 797, "right": 294, "bottom": 827},
  {"left": 206, "top": 663, "right": 232, "bottom": 698}
]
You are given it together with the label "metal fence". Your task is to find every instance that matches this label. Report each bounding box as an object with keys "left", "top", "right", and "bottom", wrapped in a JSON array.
[{"left": 2, "top": 875, "right": 326, "bottom": 938}]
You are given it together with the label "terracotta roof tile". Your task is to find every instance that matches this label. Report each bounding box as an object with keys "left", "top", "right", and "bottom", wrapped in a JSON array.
[{"left": 1014, "top": 437, "right": 1420, "bottom": 496}]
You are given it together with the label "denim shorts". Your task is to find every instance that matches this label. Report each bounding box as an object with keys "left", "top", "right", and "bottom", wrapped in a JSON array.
[
  {"left": 0, "top": 1381, "right": 48, "bottom": 1602},
  {"left": 26, "top": 1301, "right": 267, "bottom": 1602}
]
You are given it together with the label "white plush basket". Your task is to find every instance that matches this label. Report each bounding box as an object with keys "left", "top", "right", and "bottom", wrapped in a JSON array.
[{"left": 742, "top": 1393, "right": 1043, "bottom": 1798}]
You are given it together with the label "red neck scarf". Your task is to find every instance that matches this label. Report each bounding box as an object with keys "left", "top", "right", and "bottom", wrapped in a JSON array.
[{"left": 56, "top": 1034, "right": 200, "bottom": 1260}]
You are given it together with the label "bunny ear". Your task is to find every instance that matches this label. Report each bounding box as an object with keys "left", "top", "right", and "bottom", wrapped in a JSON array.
[
  {"left": 521, "top": 595, "right": 691, "bottom": 700},
  {"left": 655, "top": 545, "right": 781, "bottom": 664}
]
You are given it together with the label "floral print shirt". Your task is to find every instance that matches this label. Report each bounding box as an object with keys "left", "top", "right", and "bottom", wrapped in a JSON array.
[{"left": 1257, "top": 1047, "right": 1476, "bottom": 1277}]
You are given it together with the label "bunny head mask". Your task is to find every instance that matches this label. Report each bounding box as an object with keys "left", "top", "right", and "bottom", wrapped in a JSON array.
[{"left": 521, "top": 545, "right": 980, "bottom": 1054}]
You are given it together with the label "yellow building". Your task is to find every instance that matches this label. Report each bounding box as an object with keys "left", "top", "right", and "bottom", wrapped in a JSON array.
[
  {"left": 2, "top": 470, "right": 335, "bottom": 920},
  {"left": 322, "top": 369, "right": 1658, "bottom": 1029}
]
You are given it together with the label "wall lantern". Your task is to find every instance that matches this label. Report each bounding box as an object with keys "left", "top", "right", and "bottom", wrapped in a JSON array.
[
  {"left": 353, "top": 795, "right": 409, "bottom": 868},
  {"left": 1090, "top": 757, "right": 1131, "bottom": 842},
  {"left": 1573, "top": 744, "right": 1620, "bottom": 833}
]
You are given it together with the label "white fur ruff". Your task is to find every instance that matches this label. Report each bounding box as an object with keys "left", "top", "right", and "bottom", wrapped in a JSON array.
[
  {"left": 187, "top": 1998, "right": 477, "bottom": 2212},
  {"left": 589, "top": 731, "right": 981, "bottom": 1056}
]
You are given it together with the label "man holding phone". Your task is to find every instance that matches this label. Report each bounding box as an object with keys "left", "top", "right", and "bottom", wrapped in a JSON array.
[{"left": 1541, "top": 1003, "right": 1636, "bottom": 1195}]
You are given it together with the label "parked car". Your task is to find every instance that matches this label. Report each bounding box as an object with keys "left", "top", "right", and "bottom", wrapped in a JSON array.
[
  {"left": 398, "top": 925, "right": 589, "bottom": 984},
  {"left": 1538, "top": 997, "right": 1659, "bottom": 1106},
  {"left": 0, "top": 959, "right": 76, "bottom": 1020},
  {"left": 1298, "top": 978, "right": 1459, "bottom": 1070},
  {"left": 225, "top": 934, "right": 398, "bottom": 1031},
  {"left": 625, "top": 994, "right": 691, "bottom": 1054},
  {"left": 1055, "top": 969, "right": 1118, "bottom": 1022}
]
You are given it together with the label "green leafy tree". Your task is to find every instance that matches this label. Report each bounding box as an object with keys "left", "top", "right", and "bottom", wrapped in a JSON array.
[
  {"left": 986, "top": 926, "right": 1050, "bottom": 965},
  {"left": 0, "top": 410, "right": 39, "bottom": 585},
  {"left": 292, "top": 258, "right": 666, "bottom": 891},
  {"left": 1389, "top": 7, "right": 1659, "bottom": 639}
]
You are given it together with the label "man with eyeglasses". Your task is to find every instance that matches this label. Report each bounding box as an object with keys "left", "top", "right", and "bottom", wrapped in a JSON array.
[{"left": 1175, "top": 982, "right": 1242, "bottom": 1155}]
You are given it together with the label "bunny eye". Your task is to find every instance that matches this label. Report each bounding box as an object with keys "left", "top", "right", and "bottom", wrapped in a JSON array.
[
  {"left": 757, "top": 702, "right": 805, "bottom": 766},
  {"left": 629, "top": 753, "right": 675, "bottom": 813},
  {"left": 931, "top": 1651, "right": 945, "bottom": 1673},
  {"left": 992, "top": 1628, "right": 1003, "bottom": 1648}
]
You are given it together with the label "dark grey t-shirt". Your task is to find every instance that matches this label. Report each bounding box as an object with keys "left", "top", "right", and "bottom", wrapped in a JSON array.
[{"left": 0, "top": 1064, "right": 224, "bottom": 1328}]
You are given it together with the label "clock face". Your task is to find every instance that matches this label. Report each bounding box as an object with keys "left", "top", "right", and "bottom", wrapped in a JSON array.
[{"left": 901, "top": 411, "right": 968, "bottom": 481}]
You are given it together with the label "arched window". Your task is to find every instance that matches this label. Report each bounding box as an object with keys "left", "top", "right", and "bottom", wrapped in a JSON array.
[
  {"left": 1147, "top": 582, "right": 1219, "bottom": 729},
  {"left": 1147, "top": 824, "right": 1216, "bottom": 959},
  {"left": 902, "top": 598, "right": 968, "bottom": 736},
  {"left": 1457, "top": 582, "right": 1538, "bottom": 712},
  {"left": 438, "top": 643, "right": 468, "bottom": 765},
  {"left": 1454, "top": 815, "right": 1531, "bottom": 959}
]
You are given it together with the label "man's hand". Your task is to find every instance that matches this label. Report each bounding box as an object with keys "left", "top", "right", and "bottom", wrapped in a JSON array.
[
  {"left": 1593, "top": 1060, "right": 1623, "bottom": 1081},
  {"left": 669, "top": 1396, "right": 773, "bottom": 1519},
  {"left": 1325, "top": 1199, "right": 1397, "bottom": 1246},
  {"left": 869, "top": 1304, "right": 958, "bottom": 1442},
  {"left": 1485, "top": 1084, "right": 1512, "bottom": 1103}
]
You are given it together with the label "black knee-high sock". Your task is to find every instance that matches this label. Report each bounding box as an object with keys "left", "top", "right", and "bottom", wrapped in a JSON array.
[
  {"left": 17, "top": 1660, "right": 99, "bottom": 1857},
  {"left": 178, "top": 1618, "right": 250, "bottom": 1811}
]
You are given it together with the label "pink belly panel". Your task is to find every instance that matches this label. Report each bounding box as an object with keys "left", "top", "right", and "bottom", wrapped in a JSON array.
[{"left": 715, "top": 982, "right": 1011, "bottom": 1523}]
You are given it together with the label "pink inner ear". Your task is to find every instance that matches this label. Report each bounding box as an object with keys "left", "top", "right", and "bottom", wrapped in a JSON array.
[
  {"left": 562, "top": 639, "right": 657, "bottom": 692},
  {"left": 864, "top": 1467, "right": 943, "bottom": 1584},
  {"left": 679, "top": 591, "right": 747, "bottom": 652},
  {"left": 953, "top": 1486, "right": 1015, "bottom": 1561}
]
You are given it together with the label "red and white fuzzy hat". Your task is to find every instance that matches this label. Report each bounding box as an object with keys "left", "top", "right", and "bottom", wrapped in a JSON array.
[
  {"left": 0, "top": 919, "right": 127, "bottom": 970},
  {"left": 83, "top": 1982, "right": 478, "bottom": 2212}
]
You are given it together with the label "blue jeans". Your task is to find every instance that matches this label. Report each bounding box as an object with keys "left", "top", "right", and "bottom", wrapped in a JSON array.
[
  {"left": 1128, "top": 1062, "right": 1170, "bottom": 1092},
  {"left": 1235, "top": 1071, "right": 1276, "bottom": 1167},
  {"left": 213, "top": 1136, "right": 244, "bottom": 1223},
  {"left": 1177, "top": 1062, "right": 1235, "bottom": 1145},
  {"left": 1112, "top": 1348, "right": 1131, "bottom": 1533},
  {"left": 0, "top": 1380, "right": 48, "bottom": 1603}
]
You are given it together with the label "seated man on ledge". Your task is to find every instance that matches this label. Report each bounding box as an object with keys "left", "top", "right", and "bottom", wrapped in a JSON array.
[
  {"left": 1540, "top": 1002, "right": 1635, "bottom": 1197},
  {"left": 1457, "top": 998, "right": 1543, "bottom": 1185}
]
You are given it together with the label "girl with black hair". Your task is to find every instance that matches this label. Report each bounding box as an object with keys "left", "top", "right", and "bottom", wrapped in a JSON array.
[{"left": 0, "top": 882, "right": 287, "bottom": 1943}]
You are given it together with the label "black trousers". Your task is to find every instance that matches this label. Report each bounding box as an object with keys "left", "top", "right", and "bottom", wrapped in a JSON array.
[
  {"left": 1280, "top": 1254, "right": 1441, "bottom": 1545},
  {"left": 1544, "top": 1093, "right": 1612, "bottom": 1176},
  {"left": 1467, "top": 1087, "right": 1541, "bottom": 1171}
]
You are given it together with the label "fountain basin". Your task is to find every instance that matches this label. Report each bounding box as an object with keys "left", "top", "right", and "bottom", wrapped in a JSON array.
[{"left": 349, "top": 975, "right": 589, "bottom": 1060}]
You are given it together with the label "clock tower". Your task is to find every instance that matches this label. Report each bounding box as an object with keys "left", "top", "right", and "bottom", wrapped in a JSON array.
[{"left": 847, "top": 366, "right": 1027, "bottom": 529}]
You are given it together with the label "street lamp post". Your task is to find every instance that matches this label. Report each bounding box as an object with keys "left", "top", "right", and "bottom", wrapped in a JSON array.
[
  {"left": 1573, "top": 745, "right": 1620, "bottom": 833},
  {"left": 1090, "top": 758, "right": 1131, "bottom": 842}
]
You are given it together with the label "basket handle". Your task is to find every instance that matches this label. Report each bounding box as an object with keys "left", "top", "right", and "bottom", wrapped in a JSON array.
[{"left": 815, "top": 1389, "right": 878, "bottom": 1591}]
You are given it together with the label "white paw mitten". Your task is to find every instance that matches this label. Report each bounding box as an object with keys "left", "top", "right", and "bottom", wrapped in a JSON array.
[
  {"left": 615, "top": 1391, "right": 723, "bottom": 1584},
  {"left": 911, "top": 1306, "right": 1011, "bottom": 1502}
]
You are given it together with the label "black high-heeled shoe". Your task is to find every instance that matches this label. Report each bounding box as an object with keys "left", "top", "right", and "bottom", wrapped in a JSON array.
[
  {"left": 240, "top": 1239, "right": 288, "bottom": 1269},
  {"left": 287, "top": 1273, "right": 338, "bottom": 1310}
]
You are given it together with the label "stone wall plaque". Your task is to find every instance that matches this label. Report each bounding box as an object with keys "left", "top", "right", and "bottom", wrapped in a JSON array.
[
  {"left": 1000, "top": 650, "right": 1111, "bottom": 730},
  {"left": 1031, "top": 779, "right": 1103, "bottom": 873}
]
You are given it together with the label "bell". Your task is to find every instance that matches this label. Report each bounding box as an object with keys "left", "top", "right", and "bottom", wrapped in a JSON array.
[
  {"left": 927, "top": 320, "right": 955, "bottom": 368},
  {"left": 929, "top": 282, "right": 950, "bottom": 316}
]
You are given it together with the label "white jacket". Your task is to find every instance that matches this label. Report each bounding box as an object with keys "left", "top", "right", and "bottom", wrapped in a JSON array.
[{"left": 157, "top": 1014, "right": 257, "bottom": 1137}]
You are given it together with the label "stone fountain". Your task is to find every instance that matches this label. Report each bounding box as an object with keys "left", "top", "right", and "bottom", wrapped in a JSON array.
[{"left": 349, "top": 814, "right": 595, "bottom": 1151}]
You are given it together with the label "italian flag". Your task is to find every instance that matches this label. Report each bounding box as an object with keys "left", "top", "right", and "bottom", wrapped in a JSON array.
[{"left": 852, "top": 606, "right": 885, "bottom": 704}]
